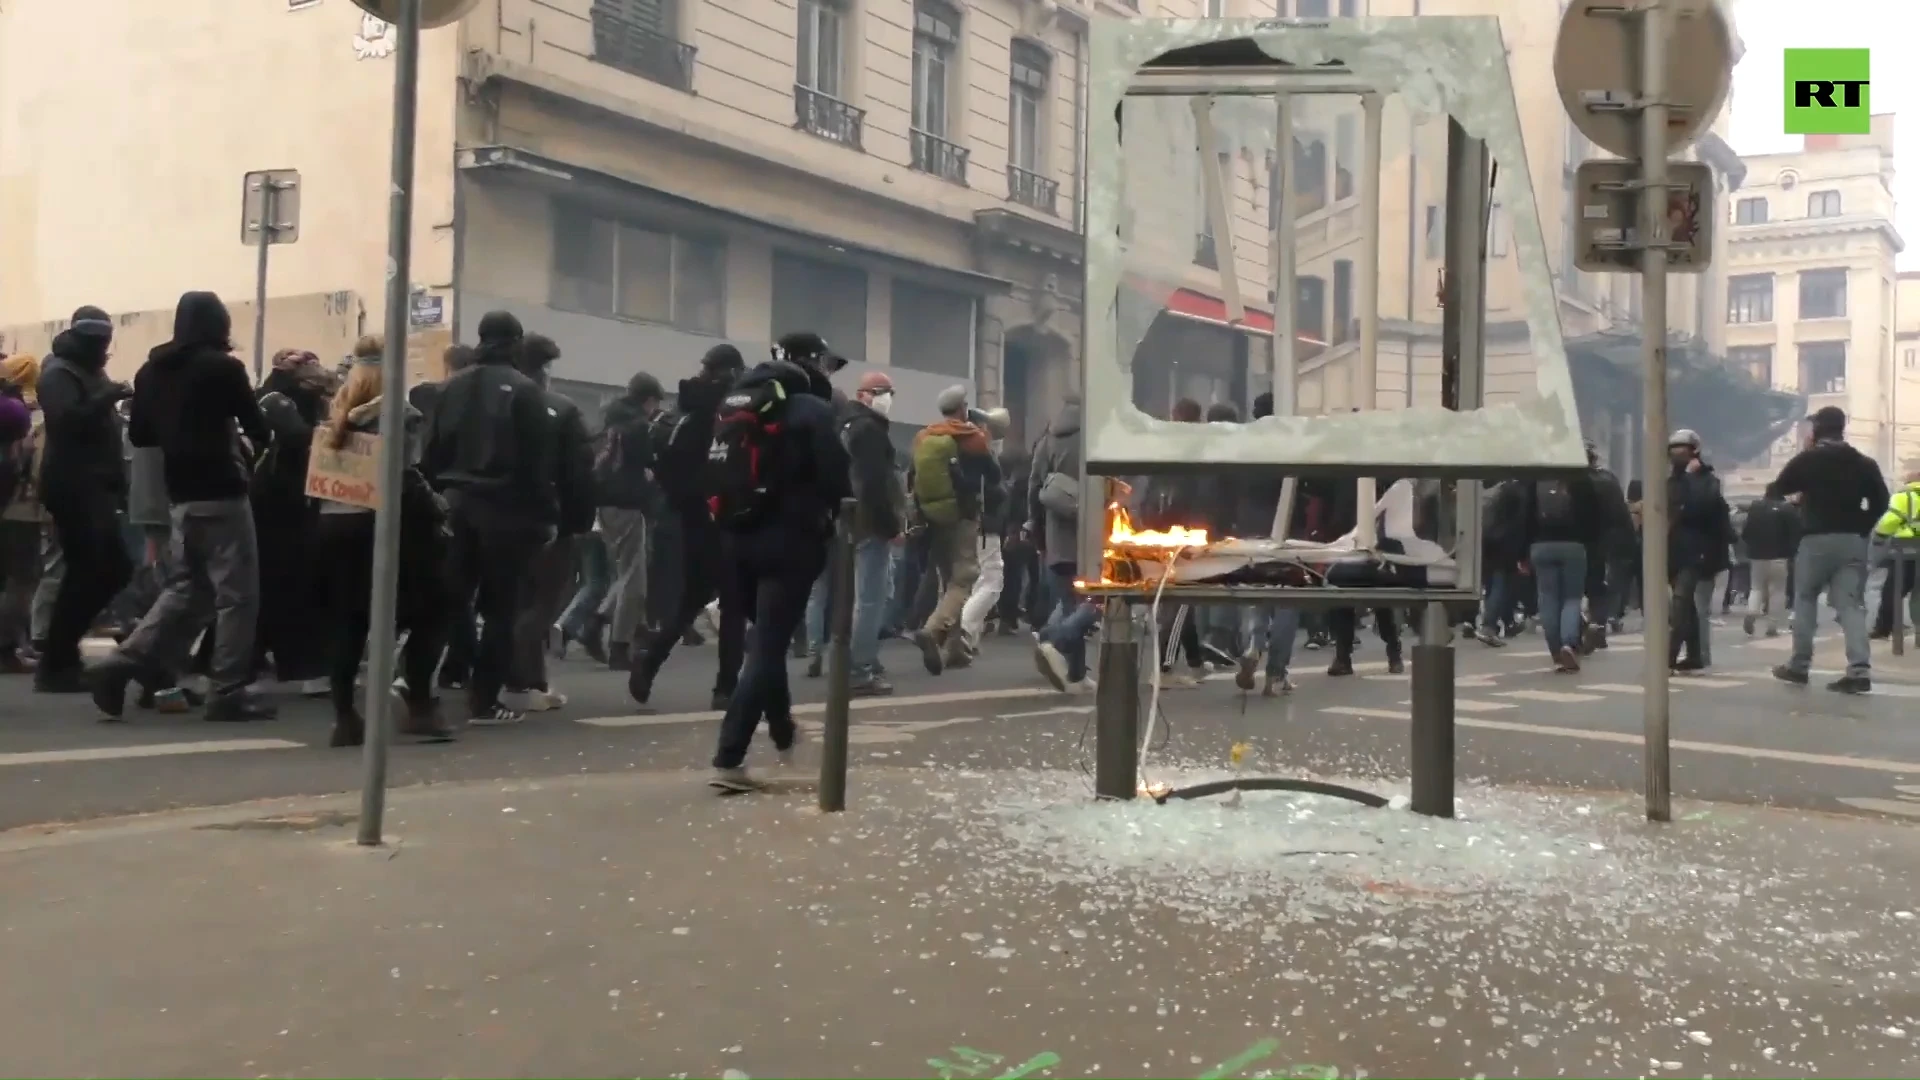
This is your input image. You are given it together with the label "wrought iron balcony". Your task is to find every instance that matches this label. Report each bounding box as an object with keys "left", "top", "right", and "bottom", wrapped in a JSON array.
[
  {"left": 1006, "top": 165, "right": 1057, "bottom": 215},
  {"left": 1193, "top": 231, "right": 1218, "bottom": 269},
  {"left": 910, "top": 129, "right": 969, "bottom": 185},
  {"left": 794, "top": 85, "right": 865, "bottom": 150},
  {"left": 589, "top": 12, "right": 696, "bottom": 93}
]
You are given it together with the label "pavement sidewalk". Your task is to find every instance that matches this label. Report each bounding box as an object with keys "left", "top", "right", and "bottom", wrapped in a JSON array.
[{"left": 2, "top": 766, "right": 1917, "bottom": 1078}]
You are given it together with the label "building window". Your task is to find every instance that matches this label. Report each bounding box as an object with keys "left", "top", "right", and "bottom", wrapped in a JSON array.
[
  {"left": 1487, "top": 202, "right": 1509, "bottom": 257},
  {"left": 590, "top": 0, "right": 696, "bottom": 92},
  {"left": 889, "top": 280, "right": 974, "bottom": 379},
  {"left": 911, "top": 1, "right": 958, "bottom": 139},
  {"left": 1799, "top": 341, "right": 1847, "bottom": 395},
  {"left": 549, "top": 203, "right": 726, "bottom": 335},
  {"left": 796, "top": 0, "right": 845, "bottom": 98},
  {"left": 1333, "top": 113, "right": 1356, "bottom": 201},
  {"left": 1807, "top": 189, "right": 1842, "bottom": 218},
  {"left": 1728, "top": 345, "right": 1773, "bottom": 387},
  {"left": 770, "top": 252, "right": 867, "bottom": 364},
  {"left": 1799, "top": 268, "right": 1848, "bottom": 319},
  {"left": 1727, "top": 274, "right": 1774, "bottom": 323},
  {"left": 1332, "top": 259, "right": 1353, "bottom": 346},
  {"left": 1194, "top": 151, "right": 1225, "bottom": 269},
  {"left": 1734, "top": 197, "right": 1768, "bottom": 224},
  {"left": 1296, "top": 275, "right": 1326, "bottom": 342},
  {"left": 1424, "top": 205, "right": 1443, "bottom": 259},
  {"left": 1293, "top": 135, "right": 1326, "bottom": 215},
  {"left": 1007, "top": 41, "right": 1054, "bottom": 213}
]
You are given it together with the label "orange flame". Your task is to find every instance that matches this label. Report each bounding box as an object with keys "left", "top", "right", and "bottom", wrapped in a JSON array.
[{"left": 1106, "top": 503, "right": 1209, "bottom": 550}]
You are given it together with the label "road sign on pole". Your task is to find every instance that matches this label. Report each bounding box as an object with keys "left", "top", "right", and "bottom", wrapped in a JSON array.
[
  {"left": 1574, "top": 159, "right": 1715, "bottom": 274},
  {"left": 1555, "top": 0, "right": 1734, "bottom": 825},
  {"left": 241, "top": 169, "right": 301, "bottom": 384}
]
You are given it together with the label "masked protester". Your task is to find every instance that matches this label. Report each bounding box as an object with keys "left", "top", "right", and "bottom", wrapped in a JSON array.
[
  {"left": 35, "top": 306, "right": 133, "bottom": 693},
  {"left": 250, "top": 349, "right": 332, "bottom": 688}
]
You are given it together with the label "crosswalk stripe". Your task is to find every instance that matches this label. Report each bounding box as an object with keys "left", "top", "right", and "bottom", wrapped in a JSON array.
[
  {"left": 576, "top": 686, "right": 1058, "bottom": 728},
  {"left": 1584, "top": 682, "right": 1650, "bottom": 694},
  {"left": 1401, "top": 698, "right": 1515, "bottom": 713},
  {"left": 1671, "top": 676, "right": 1747, "bottom": 688},
  {"left": 0, "top": 739, "right": 305, "bottom": 768},
  {"left": 1492, "top": 689, "right": 1606, "bottom": 703}
]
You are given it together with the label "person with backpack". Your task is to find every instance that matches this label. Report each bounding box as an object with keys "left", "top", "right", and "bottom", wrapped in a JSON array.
[
  {"left": 703, "top": 331, "right": 851, "bottom": 791},
  {"left": 1581, "top": 442, "right": 1634, "bottom": 651},
  {"left": 1742, "top": 489, "right": 1800, "bottom": 638},
  {"left": 1519, "top": 458, "right": 1603, "bottom": 672},
  {"left": 249, "top": 348, "right": 332, "bottom": 691},
  {"left": 593, "top": 371, "right": 665, "bottom": 669},
  {"left": 418, "top": 310, "right": 558, "bottom": 726},
  {"left": 1665, "top": 428, "right": 1736, "bottom": 673},
  {"left": 907, "top": 385, "right": 999, "bottom": 676},
  {"left": 626, "top": 344, "right": 746, "bottom": 712},
  {"left": 505, "top": 334, "right": 596, "bottom": 714}
]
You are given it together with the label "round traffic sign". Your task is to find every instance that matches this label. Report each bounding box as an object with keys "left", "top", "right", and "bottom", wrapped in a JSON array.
[
  {"left": 1553, "top": 0, "right": 1734, "bottom": 159},
  {"left": 350, "top": 0, "right": 482, "bottom": 31}
]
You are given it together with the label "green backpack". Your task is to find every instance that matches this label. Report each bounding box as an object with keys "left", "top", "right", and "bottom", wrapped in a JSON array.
[{"left": 911, "top": 431, "right": 962, "bottom": 526}]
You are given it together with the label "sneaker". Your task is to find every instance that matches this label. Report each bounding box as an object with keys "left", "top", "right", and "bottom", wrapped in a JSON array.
[
  {"left": 709, "top": 766, "right": 757, "bottom": 792},
  {"left": 1555, "top": 645, "right": 1581, "bottom": 673},
  {"left": 205, "top": 692, "right": 278, "bottom": 723},
  {"left": 148, "top": 687, "right": 196, "bottom": 714},
  {"left": 1473, "top": 627, "right": 1506, "bottom": 648},
  {"left": 1770, "top": 664, "right": 1809, "bottom": 686},
  {"left": 1262, "top": 675, "right": 1295, "bottom": 697},
  {"left": 1827, "top": 675, "right": 1871, "bottom": 695},
  {"left": 1386, "top": 654, "right": 1405, "bottom": 676},
  {"left": 1742, "top": 615, "right": 1757, "bottom": 636},
  {"left": 296, "top": 677, "right": 328, "bottom": 698},
  {"left": 1065, "top": 676, "right": 1098, "bottom": 694},
  {"left": 89, "top": 658, "right": 141, "bottom": 720},
  {"left": 399, "top": 698, "right": 458, "bottom": 741},
  {"left": 776, "top": 726, "right": 804, "bottom": 769},
  {"left": 1235, "top": 649, "right": 1262, "bottom": 691},
  {"left": 329, "top": 711, "right": 366, "bottom": 748},
  {"left": 710, "top": 688, "right": 732, "bottom": 711},
  {"left": 1765, "top": 626, "right": 1780, "bottom": 638},
  {"left": 1034, "top": 640, "right": 1070, "bottom": 692},
  {"left": 849, "top": 676, "right": 894, "bottom": 697},
  {"left": 910, "top": 629, "right": 945, "bottom": 675},
  {"left": 806, "top": 651, "right": 823, "bottom": 678},
  {"left": 1326, "top": 657, "right": 1354, "bottom": 677},
  {"left": 470, "top": 704, "right": 525, "bottom": 726},
  {"left": 1159, "top": 667, "right": 1202, "bottom": 689},
  {"left": 504, "top": 687, "right": 563, "bottom": 713}
]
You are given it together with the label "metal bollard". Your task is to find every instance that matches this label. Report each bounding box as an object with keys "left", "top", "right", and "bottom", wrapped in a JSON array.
[
  {"left": 1408, "top": 602, "right": 1456, "bottom": 818},
  {"left": 818, "top": 497, "right": 858, "bottom": 812},
  {"left": 1093, "top": 598, "right": 1140, "bottom": 800}
]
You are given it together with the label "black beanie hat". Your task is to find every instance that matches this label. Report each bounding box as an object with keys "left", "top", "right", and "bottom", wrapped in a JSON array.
[{"left": 476, "top": 310, "right": 524, "bottom": 344}]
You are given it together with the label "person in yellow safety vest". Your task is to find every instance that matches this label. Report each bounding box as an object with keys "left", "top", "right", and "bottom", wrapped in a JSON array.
[{"left": 1871, "top": 468, "right": 1920, "bottom": 639}]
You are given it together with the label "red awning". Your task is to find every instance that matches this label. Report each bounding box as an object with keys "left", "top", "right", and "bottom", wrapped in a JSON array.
[{"left": 1164, "top": 287, "right": 1275, "bottom": 333}]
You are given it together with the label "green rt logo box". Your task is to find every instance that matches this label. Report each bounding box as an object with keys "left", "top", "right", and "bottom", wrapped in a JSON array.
[{"left": 1785, "top": 49, "right": 1870, "bottom": 135}]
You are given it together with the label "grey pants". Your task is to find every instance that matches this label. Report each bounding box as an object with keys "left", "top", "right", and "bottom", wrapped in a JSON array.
[
  {"left": 1787, "top": 532, "right": 1872, "bottom": 678},
  {"left": 600, "top": 508, "right": 649, "bottom": 647},
  {"left": 30, "top": 526, "right": 61, "bottom": 643},
  {"left": 118, "top": 499, "right": 260, "bottom": 695},
  {"left": 512, "top": 534, "right": 577, "bottom": 692}
]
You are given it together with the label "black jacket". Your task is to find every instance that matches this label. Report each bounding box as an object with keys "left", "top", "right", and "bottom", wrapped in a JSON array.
[
  {"left": 545, "top": 389, "right": 597, "bottom": 535},
  {"left": 727, "top": 360, "right": 852, "bottom": 541},
  {"left": 1769, "top": 439, "right": 1889, "bottom": 537},
  {"left": 38, "top": 333, "right": 127, "bottom": 500},
  {"left": 252, "top": 371, "right": 326, "bottom": 508},
  {"left": 594, "top": 395, "right": 658, "bottom": 512},
  {"left": 1519, "top": 474, "right": 1603, "bottom": 547},
  {"left": 1741, "top": 496, "right": 1802, "bottom": 561},
  {"left": 842, "top": 399, "right": 901, "bottom": 541},
  {"left": 128, "top": 295, "right": 269, "bottom": 504},
  {"left": 652, "top": 372, "right": 731, "bottom": 513},
  {"left": 1667, "top": 462, "right": 1734, "bottom": 577},
  {"left": 420, "top": 358, "right": 555, "bottom": 522},
  {"left": 1589, "top": 467, "right": 1635, "bottom": 555}
]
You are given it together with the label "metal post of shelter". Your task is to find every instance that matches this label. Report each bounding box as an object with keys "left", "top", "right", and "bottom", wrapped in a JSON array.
[
  {"left": 819, "top": 498, "right": 857, "bottom": 812},
  {"left": 1409, "top": 602, "right": 1455, "bottom": 818},
  {"left": 356, "top": 0, "right": 422, "bottom": 848},
  {"left": 1093, "top": 598, "right": 1140, "bottom": 800}
]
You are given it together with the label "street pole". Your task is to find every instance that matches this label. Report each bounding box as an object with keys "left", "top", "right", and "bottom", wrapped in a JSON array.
[
  {"left": 818, "top": 498, "right": 857, "bottom": 812},
  {"left": 1637, "top": 0, "right": 1673, "bottom": 824},
  {"left": 251, "top": 189, "right": 272, "bottom": 385},
  {"left": 357, "top": 0, "right": 422, "bottom": 847}
]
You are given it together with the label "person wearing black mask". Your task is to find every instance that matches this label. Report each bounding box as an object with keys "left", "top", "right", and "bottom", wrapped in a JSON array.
[
  {"left": 702, "top": 331, "right": 851, "bottom": 791},
  {"left": 34, "top": 306, "right": 132, "bottom": 692},
  {"left": 91, "top": 292, "right": 276, "bottom": 721},
  {"left": 418, "top": 310, "right": 556, "bottom": 725},
  {"left": 251, "top": 349, "right": 333, "bottom": 688},
  {"left": 628, "top": 344, "right": 747, "bottom": 712}
]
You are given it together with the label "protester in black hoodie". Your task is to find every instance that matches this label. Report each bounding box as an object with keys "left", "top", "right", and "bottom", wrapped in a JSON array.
[
  {"left": 704, "top": 331, "right": 852, "bottom": 791},
  {"left": 33, "top": 306, "right": 131, "bottom": 692},
  {"left": 596, "top": 371, "right": 665, "bottom": 668},
  {"left": 92, "top": 292, "right": 276, "bottom": 722},
  {"left": 419, "top": 310, "right": 556, "bottom": 724},
  {"left": 250, "top": 349, "right": 332, "bottom": 686},
  {"left": 628, "top": 344, "right": 747, "bottom": 710},
  {"left": 1664, "top": 429, "right": 1734, "bottom": 672},
  {"left": 1767, "top": 406, "right": 1886, "bottom": 693}
]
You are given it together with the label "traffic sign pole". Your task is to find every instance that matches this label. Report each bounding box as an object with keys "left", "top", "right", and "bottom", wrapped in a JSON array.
[{"left": 1637, "top": 0, "right": 1673, "bottom": 824}]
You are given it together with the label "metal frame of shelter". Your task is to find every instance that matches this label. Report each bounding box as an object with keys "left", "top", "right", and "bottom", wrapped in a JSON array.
[{"left": 1076, "top": 16, "right": 1588, "bottom": 816}]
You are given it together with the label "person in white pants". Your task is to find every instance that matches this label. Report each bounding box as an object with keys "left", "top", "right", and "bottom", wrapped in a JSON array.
[
  {"left": 959, "top": 533, "right": 1004, "bottom": 649},
  {"left": 1745, "top": 557, "right": 1790, "bottom": 636}
]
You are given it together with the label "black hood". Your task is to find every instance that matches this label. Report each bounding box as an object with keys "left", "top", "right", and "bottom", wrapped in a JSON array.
[
  {"left": 738, "top": 359, "right": 831, "bottom": 401},
  {"left": 676, "top": 371, "right": 731, "bottom": 416},
  {"left": 150, "top": 292, "right": 233, "bottom": 367},
  {"left": 49, "top": 303, "right": 113, "bottom": 371}
]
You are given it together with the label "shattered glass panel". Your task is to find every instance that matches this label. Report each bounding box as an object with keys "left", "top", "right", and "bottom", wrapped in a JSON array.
[{"left": 1087, "top": 17, "right": 1586, "bottom": 475}]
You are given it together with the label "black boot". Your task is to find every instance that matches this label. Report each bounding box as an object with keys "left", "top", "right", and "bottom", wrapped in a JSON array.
[
  {"left": 400, "top": 697, "right": 457, "bottom": 741},
  {"left": 606, "top": 640, "right": 631, "bottom": 671},
  {"left": 1385, "top": 648, "right": 1405, "bottom": 676},
  {"left": 329, "top": 710, "right": 366, "bottom": 748},
  {"left": 627, "top": 662, "right": 655, "bottom": 709},
  {"left": 205, "top": 691, "right": 277, "bottom": 722},
  {"left": 1326, "top": 654, "right": 1354, "bottom": 677}
]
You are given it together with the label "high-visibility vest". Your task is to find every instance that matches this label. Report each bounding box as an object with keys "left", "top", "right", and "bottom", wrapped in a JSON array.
[{"left": 1878, "top": 484, "right": 1920, "bottom": 541}]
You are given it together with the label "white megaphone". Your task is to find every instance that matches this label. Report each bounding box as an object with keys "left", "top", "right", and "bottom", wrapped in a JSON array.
[{"left": 349, "top": 0, "right": 482, "bottom": 30}]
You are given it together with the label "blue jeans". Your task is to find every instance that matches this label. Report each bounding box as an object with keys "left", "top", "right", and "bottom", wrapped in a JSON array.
[
  {"left": 1528, "top": 540, "right": 1588, "bottom": 657},
  {"left": 1240, "top": 606, "right": 1300, "bottom": 677},
  {"left": 559, "top": 533, "right": 611, "bottom": 640},
  {"left": 850, "top": 538, "right": 890, "bottom": 677},
  {"left": 804, "top": 566, "right": 832, "bottom": 654},
  {"left": 1039, "top": 601, "right": 1100, "bottom": 683},
  {"left": 1481, "top": 567, "right": 1515, "bottom": 630}
]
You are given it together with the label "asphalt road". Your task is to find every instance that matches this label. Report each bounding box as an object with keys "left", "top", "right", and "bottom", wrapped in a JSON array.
[{"left": 3, "top": 620, "right": 1920, "bottom": 831}]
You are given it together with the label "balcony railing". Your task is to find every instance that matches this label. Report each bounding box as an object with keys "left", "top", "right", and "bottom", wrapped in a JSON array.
[
  {"left": 794, "top": 85, "right": 865, "bottom": 150},
  {"left": 1193, "top": 232, "right": 1217, "bottom": 269},
  {"left": 1007, "top": 164, "right": 1057, "bottom": 215},
  {"left": 589, "top": 12, "right": 696, "bottom": 93},
  {"left": 910, "top": 128, "right": 969, "bottom": 185}
]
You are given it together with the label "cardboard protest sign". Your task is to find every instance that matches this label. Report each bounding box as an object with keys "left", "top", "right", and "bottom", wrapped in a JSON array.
[{"left": 305, "top": 431, "right": 381, "bottom": 509}]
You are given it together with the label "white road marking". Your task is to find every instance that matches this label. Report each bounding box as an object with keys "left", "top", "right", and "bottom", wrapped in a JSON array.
[
  {"left": 1401, "top": 698, "right": 1515, "bottom": 713},
  {"left": 576, "top": 687, "right": 1058, "bottom": 728},
  {"left": 0, "top": 739, "right": 305, "bottom": 768},
  {"left": 997, "top": 706, "right": 1093, "bottom": 720},
  {"left": 1493, "top": 689, "right": 1606, "bottom": 703},
  {"left": 1319, "top": 707, "right": 1920, "bottom": 776},
  {"left": 1584, "top": 682, "right": 1652, "bottom": 694},
  {"left": 1670, "top": 676, "right": 1748, "bottom": 688}
]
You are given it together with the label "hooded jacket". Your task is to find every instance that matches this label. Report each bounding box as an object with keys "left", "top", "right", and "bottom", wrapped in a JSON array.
[
  {"left": 543, "top": 386, "right": 597, "bottom": 535},
  {"left": 1025, "top": 398, "right": 1083, "bottom": 563},
  {"left": 254, "top": 368, "right": 329, "bottom": 508},
  {"left": 128, "top": 292, "right": 269, "bottom": 504},
  {"left": 1769, "top": 438, "right": 1889, "bottom": 537},
  {"left": 725, "top": 359, "right": 852, "bottom": 542},
  {"left": 1667, "top": 459, "right": 1734, "bottom": 577},
  {"left": 651, "top": 370, "right": 733, "bottom": 512},
  {"left": 419, "top": 339, "right": 555, "bottom": 524},
  {"left": 39, "top": 315, "right": 127, "bottom": 501},
  {"left": 1742, "top": 495, "right": 1802, "bottom": 561},
  {"left": 842, "top": 397, "right": 902, "bottom": 541}
]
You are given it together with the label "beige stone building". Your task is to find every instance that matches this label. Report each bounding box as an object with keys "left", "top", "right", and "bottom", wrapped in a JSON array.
[
  {"left": 0, "top": 0, "right": 1741, "bottom": 448},
  {"left": 1716, "top": 119, "right": 1907, "bottom": 493},
  {"left": 1893, "top": 270, "right": 1920, "bottom": 473}
]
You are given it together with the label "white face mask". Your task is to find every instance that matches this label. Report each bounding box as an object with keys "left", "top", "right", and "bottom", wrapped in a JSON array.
[{"left": 868, "top": 391, "right": 894, "bottom": 416}]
